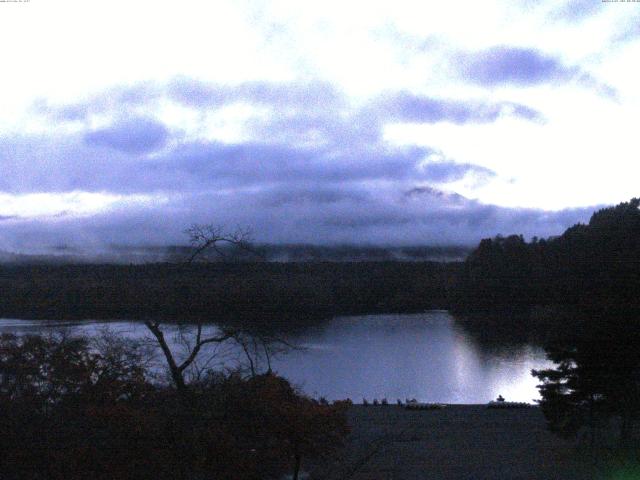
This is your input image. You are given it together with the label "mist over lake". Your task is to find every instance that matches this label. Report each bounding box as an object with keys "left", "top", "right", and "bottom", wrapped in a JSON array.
[{"left": 0, "top": 311, "right": 549, "bottom": 404}]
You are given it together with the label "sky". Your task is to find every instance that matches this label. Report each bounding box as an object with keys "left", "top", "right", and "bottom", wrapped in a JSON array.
[{"left": 0, "top": 0, "right": 638, "bottom": 251}]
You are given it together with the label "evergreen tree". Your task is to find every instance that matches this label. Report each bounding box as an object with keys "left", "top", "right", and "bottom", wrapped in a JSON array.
[{"left": 533, "top": 315, "right": 640, "bottom": 447}]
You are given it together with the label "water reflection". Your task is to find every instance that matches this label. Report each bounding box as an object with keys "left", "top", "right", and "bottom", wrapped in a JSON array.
[
  {"left": 0, "top": 312, "right": 551, "bottom": 403},
  {"left": 275, "top": 312, "right": 550, "bottom": 403}
]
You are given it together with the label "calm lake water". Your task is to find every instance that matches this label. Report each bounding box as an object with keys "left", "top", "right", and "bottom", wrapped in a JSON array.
[{"left": 0, "top": 311, "right": 550, "bottom": 403}]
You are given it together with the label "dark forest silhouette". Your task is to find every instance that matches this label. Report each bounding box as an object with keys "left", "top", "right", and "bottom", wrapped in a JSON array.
[
  {"left": 454, "top": 198, "right": 640, "bottom": 450},
  {"left": 0, "top": 332, "right": 350, "bottom": 479},
  {"left": 453, "top": 198, "right": 640, "bottom": 317}
]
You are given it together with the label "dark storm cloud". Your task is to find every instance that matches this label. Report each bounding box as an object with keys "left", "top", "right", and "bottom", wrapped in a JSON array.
[{"left": 84, "top": 117, "right": 169, "bottom": 154}]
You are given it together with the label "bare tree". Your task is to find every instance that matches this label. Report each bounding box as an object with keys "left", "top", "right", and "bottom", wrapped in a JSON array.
[
  {"left": 232, "top": 331, "right": 299, "bottom": 378},
  {"left": 144, "top": 320, "right": 297, "bottom": 394},
  {"left": 145, "top": 225, "right": 289, "bottom": 398},
  {"left": 184, "top": 224, "right": 259, "bottom": 263},
  {"left": 143, "top": 321, "right": 235, "bottom": 396}
]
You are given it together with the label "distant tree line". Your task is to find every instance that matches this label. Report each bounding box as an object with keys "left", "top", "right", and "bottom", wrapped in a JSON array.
[{"left": 0, "top": 261, "right": 452, "bottom": 331}]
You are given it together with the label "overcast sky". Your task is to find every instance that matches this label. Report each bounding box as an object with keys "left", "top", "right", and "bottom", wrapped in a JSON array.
[{"left": 0, "top": 0, "right": 638, "bottom": 250}]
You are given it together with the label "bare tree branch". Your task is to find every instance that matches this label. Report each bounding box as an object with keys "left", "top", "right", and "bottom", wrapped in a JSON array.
[
  {"left": 229, "top": 330, "right": 301, "bottom": 378},
  {"left": 143, "top": 224, "right": 291, "bottom": 398},
  {"left": 144, "top": 320, "right": 238, "bottom": 397},
  {"left": 143, "top": 320, "right": 187, "bottom": 394},
  {"left": 177, "top": 325, "right": 234, "bottom": 373},
  {"left": 184, "top": 224, "right": 261, "bottom": 263}
]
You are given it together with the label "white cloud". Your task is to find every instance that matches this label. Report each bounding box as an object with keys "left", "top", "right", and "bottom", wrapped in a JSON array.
[{"left": 0, "top": 191, "right": 167, "bottom": 219}]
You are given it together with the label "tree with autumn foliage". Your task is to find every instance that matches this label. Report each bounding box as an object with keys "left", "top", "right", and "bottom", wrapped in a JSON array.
[
  {"left": 208, "top": 373, "right": 351, "bottom": 479},
  {"left": 0, "top": 333, "right": 350, "bottom": 479}
]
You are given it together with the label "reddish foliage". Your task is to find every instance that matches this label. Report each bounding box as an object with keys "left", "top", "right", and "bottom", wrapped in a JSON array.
[{"left": 0, "top": 335, "right": 349, "bottom": 479}]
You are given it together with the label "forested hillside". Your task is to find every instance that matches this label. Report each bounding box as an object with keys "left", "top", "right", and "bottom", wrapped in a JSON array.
[
  {"left": 0, "top": 262, "right": 453, "bottom": 331},
  {"left": 453, "top": 198, "right": 640, "bottom": 315}
]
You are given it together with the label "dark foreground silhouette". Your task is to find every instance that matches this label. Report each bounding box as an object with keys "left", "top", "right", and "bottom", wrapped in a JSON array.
[
  {"left": 2, "top": 198, "right": 640, "bottom": 476},
  {"left": 0, "top": 333, "right": 350, "bottom": 480},
  {"left": 454, "top": 198, "right": 640, "bottom": 455},
  {"left": 313, "top": 405, "right": 639, "bottom": 480}
]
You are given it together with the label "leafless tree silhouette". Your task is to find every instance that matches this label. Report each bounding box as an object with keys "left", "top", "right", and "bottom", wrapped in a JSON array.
[
  {"left": 145, "top": 225, "right": 290, "bottom": 398},
  {"left": 184, "top": 224, "right": 259, "bottom": 263},
  {"left": 143, "top": 321, "right": 235, "bottom": 395}
]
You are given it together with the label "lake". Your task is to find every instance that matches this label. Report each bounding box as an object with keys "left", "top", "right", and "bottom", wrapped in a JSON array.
[{"left": 0, "top": 311, "right": 550, "bottom": 403}]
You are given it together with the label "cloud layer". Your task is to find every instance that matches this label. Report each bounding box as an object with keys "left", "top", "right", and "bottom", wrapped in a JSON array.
[
  {"left": 1, "top": 0, "right": 637, "bottom": 252},
  {"left": 84, "top": 117, "right": 169, "bottom": 154},
  {"left": 0, "top": 77, "right": 597, "bottom": 251},
  {"left": 462, "top": 47, "right": 572, "bottom": 86}
]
